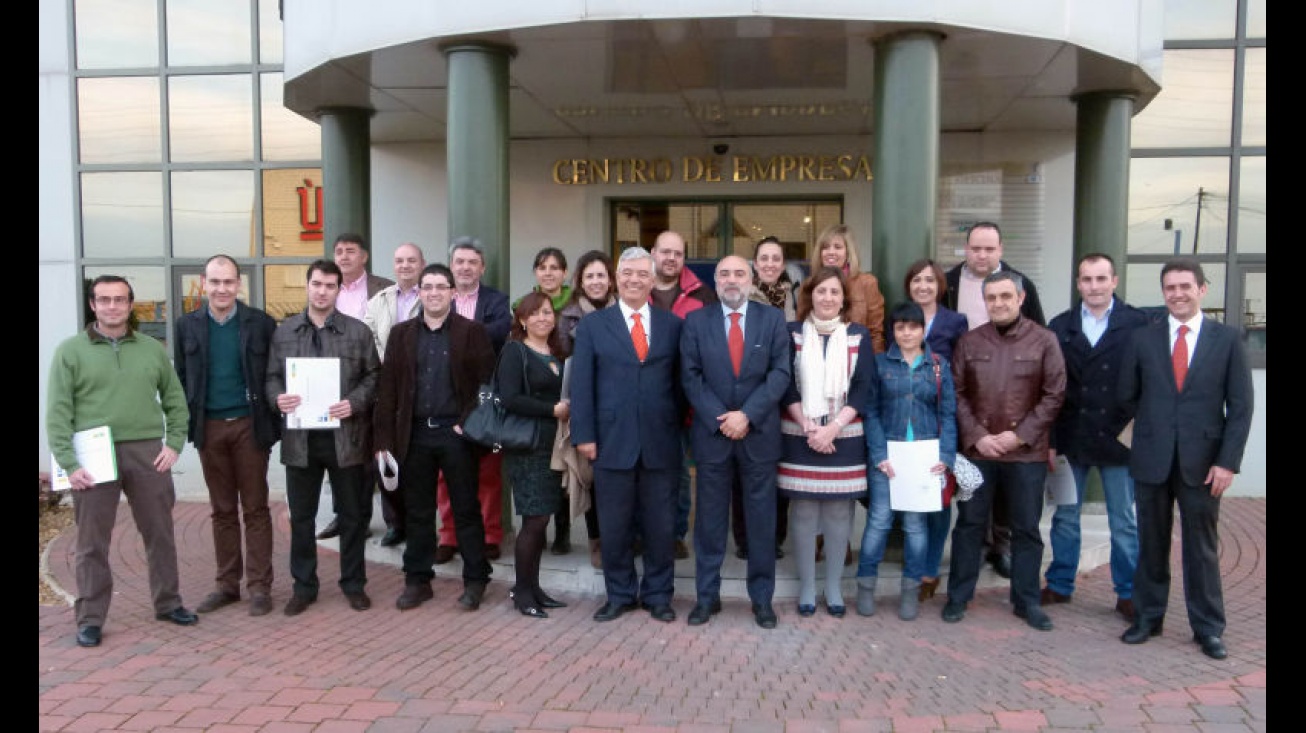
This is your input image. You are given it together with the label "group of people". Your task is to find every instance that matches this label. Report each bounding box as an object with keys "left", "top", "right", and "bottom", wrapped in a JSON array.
[{"left": 47, "top": 221, "right": 1253, "bottom": 660}]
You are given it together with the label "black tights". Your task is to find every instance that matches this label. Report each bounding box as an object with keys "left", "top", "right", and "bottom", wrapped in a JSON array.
[{"left": 513, "top": 514, "right": 550, "bottom": 605}]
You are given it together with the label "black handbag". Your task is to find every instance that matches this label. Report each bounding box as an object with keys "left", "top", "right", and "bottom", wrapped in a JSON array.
[{"left": 462, "top": 343, "right": 540, "bottom": 453}]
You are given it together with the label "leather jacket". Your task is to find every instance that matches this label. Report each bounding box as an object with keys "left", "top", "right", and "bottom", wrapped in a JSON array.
[{"left": 952, "top": 316, "right": 1066, "bottom": 462}]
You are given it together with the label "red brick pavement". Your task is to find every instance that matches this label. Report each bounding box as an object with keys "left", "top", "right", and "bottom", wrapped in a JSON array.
[{"left": 39, "top": 498, "right": 1266, "bottom": 732}]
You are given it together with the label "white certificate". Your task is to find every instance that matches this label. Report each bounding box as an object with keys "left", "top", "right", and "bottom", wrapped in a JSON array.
[
  {"left": 887, "top": 439, "right": 943, "bottom": 512},
  {"left": 1044, "top": 453, "right": 1078, "bottom": 505},
  {"left": 285, "top": 357, "right": 341, "bottom": 429},
  {"left": 50, "top": 425, "right": 117, "bottom": 491}
]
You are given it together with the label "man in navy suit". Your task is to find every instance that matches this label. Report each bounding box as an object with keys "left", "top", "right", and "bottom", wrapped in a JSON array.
[
  {"left": 571, "top": 246, "right": 687, "bottom": 623},
  {"left": 680, "top": 255, "right": 791, "bottom": 629},
  {"left": 1118, "top": 257, "right": 1254, "bottom": 660}
]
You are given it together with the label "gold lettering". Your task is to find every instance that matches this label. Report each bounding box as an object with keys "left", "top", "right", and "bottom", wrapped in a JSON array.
[
  {"left": 588, "top": 159, "right": 610, "bottom": 184},
  {"left": 705, "top": 158, "right": 722, "bottom": 182},
  {"left": 551, "top": 159, "right": 572, "bottom": 184},
  {"left": 732, "top": 156, "right": 749, "bottom": 182},
  {"left": 630, "top": 159, "right": 649, "bottom": 183},
  {"left": 652, "top": 158, "right": 673, "bottom": 183},
  {"left": 552, "top": 152, "right": 872, "bottom": 184},
  {"left": 853, "top": 155, "right": 873, "bottom": 181},
  {"left": 778, "top": 155, "right": 797, "bottom": 181},
  {"left": 752, "top": 157, "right": 777, "bottom": 181},
  {"left": 818, "top": 155, "right": 836, "bottom": 181},
  {"left": 798, "top": 155, "right": 816, "bottom": 181},
  {"left": 683, "top": 156, "right": 705, "bottom": 182}
]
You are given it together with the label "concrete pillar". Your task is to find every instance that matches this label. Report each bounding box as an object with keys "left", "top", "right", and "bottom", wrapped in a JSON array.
[
  {"left": 319, "top": 107, "right": 373, "bottom": 261},
  {"left": 870, "top": 31, "right": 943, "bottom": 309},
  {"left": 442, "top": 42, "right": 514, "bottom": 291},
  {"left": 1071, "top": 92, "right": 1135, "bottom": 299}
]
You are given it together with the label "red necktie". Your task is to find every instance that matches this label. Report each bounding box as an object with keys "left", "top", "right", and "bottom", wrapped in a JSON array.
[
  {"left": 631, "top": 312, "right": 648, "bottom": 362},
  {"left": 1172, "top": 324, "right": 1190, "bottom": 391},
  {"left": 728, "top": 312, "right": 744, "bottom": 376}
]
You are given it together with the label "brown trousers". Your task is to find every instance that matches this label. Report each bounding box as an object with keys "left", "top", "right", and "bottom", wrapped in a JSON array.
[{"left": 198, "top": 416, "right": 273, "bottom": 596}]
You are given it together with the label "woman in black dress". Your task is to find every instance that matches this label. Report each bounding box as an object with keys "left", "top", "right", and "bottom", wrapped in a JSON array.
[{"left": 497, "top": 291, "right": 572, "bottom": 618}]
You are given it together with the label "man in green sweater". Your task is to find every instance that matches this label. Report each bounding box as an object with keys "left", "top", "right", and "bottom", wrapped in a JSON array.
[{"left": 46, "top": 275, "right": 196, "bottom": 649}]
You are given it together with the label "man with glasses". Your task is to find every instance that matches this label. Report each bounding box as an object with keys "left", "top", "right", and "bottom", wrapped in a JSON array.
[
  {"left": 373, "top": 264, "right": 497, "bottom": 611},
  {"left": 47, "top": 275, "right": 197, "bottom": 648}
]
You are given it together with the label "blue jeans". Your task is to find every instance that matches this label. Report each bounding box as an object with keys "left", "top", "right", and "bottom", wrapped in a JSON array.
[
  {"left": 1045, "top": 463, "right": 1138, "bottom": 599},
  {"left": 855, "top": 471, "right": 927, "bottom": 581},
  {"left": 922, "top": 504, "right": 951, "bottom": 578}
]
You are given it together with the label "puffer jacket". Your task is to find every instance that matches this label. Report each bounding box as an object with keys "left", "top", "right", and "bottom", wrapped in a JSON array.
[{"left": 951, "top": 316, "right": 1065, "bottom": 463}]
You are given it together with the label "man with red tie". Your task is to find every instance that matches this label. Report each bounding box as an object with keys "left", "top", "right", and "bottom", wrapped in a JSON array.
[
  {"left": 1118, "top": 257, "right": 1254, "bottom": 660},
  {"left": 680, "top": 255, "right": 791, "bottom": 628},
  {"left": 570, "top": 246, "right": 687, "bottom": 623}
]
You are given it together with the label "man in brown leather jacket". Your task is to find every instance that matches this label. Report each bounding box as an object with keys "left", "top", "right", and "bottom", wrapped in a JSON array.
[{"left": 942, "top": 270, "right": 1066, "bottom": 631}]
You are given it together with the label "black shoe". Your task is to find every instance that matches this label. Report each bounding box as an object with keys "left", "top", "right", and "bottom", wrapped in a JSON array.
[
  {"left": 1194, "top": 634, "right": 1227, "bottom": 660},
  {"left": 734, "top": 547, "right": 748, "bottom": 560},
  {"left": 687, "top": 599, "right": 722, "bottom": 626},
  {"left": 989, "top": 553, "right": 1012, "bottom": 578},
  {"left": 1014, "top": 605, "right": 1054, "bottom": 631},
  {"left": 156, "top": 607, "right": 199, "bottom": 626},
  {"left": 195, "top": 591, "right": 240, "bottom": 613},
  {"left": 316, "top": 518, "right": 340, "bottom": 540},
  {"left": 75, "top": 625, "right": 101, "bottom": 648},
  {"left": 345, "top": 592, "right": 371, "bottom": 611},
  {"left": 797, "top": 603, "right": 816, "bottom": 617},
  {"left": 380, "top": 528, "right": 406, "bottom": 547},
  {"left": 593, "top": 601, "right": 638, "bottom": 622},
  {"left": 942, "top": 600, "right": 966, "bottom": 623},
  {"left": 457, "top": 583, "right": 486, "bottom": 610},
  {"left": 753, "top": 603, "right": 778, "bottom": 629},
  {"left": 535, "top": 589, "right": 567, "bottom": 609},
  {"left": 1121, "top": 622, "right": 1164, "bottom": 644},
  {"left": 674, "top": 539, "right": 689, "bottom": 560},
  {"left": 826, "top": 602, "right": 846, "bottom": 618},
  {"left": 396, "top": 583, "right": 433, "bottom": 610},
  {"left": 433, "top": 545, "right": 457, "bottom": 564},
  {"left": 485, "top": 544, "right": 502, "bottom": 561},
  {"left": 516, "top": 602, "right": 548, "bottom": 619},
  {"left": 249, "top": 593, "right": 273, "bottom": 617},
  {"left": 643, "top": 602, "right": 676, "bottom": 623},
  {"left": 283, "top": 595, "right": 315, "bottom": 616}
]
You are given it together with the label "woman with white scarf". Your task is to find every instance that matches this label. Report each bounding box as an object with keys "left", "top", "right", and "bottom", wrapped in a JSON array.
[{"left": 777, "top": 267, "right": 876, "bottom": 618}]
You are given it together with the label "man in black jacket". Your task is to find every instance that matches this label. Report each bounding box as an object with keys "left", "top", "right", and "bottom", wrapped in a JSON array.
[
  {"left": 174, "top": 255, "right": 282, "bottom": 617},
  {"left": 944, "top": 221, "right": 1046, "bottom": 579}
]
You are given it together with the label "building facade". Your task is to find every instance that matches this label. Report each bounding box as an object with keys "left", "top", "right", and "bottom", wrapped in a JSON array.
[{"left": 38, "top": 0, "right": 1265, "bottom": 490}]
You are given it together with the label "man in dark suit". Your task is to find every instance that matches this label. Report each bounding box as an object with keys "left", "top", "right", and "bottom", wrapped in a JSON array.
[
  {"left": 944, "top": 221, "right": 1045, "bottom": 580},
  {"left": 680, "top": 255, "right": 791, "bottom": 629},
  {"left": 435, "top": 236, "right": 514, "bottom": 563},
  {"left": 571, "top": 246, "right": 687, "bottom": 623},
  {"left": 1118, "top": 257, "right": 1254, "bottom": 660}
]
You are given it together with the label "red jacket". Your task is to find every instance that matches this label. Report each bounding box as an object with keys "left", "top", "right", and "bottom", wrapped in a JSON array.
[{"left": 652, "top": 266, "right": 716, "bottom": 319}]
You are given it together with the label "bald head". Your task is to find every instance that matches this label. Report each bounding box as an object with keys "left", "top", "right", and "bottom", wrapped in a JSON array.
[
  {"left": 715, "top": 255, "right": 752, "bottom": 309},
  {"left": 653, "top": 230, "right": 687, "bottom": 286},
  {"left": 392, "top": 243, "right": 426, "bottom": 288}
]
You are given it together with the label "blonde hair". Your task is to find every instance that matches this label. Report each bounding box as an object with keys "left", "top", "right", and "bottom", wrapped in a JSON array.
[{"left": 809, "top": 224, "right": 863, "bottom": 278}]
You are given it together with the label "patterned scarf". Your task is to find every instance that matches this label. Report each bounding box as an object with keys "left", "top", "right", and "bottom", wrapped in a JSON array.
[{"left": 753, "top": 272, "right": 792, "bottom": 310}]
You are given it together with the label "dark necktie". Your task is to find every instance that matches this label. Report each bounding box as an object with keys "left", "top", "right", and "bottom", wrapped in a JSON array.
[
  {"left": 728, "top": 312, "right": 744, "bottom": 377},
  {"left": 1172, "top": 324, "right": 1190, "bottom": 391},
  {"left": 631, "top": 312, "right": 648, "bottom": 362}
]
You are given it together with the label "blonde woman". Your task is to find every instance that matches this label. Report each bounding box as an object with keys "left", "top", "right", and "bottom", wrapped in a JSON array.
[{"left": 797, "top": 224, "right": 886, "bottom": 353}]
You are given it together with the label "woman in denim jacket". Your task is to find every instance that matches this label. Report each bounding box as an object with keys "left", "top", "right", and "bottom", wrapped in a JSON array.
[{"left": 855, "top": 302, "right": 957, "bottom": 620}]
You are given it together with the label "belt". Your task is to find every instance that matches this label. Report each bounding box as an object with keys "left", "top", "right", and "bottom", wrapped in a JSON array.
[
  {"left": 415, "top": 417, "right": 458, "bottom": 430},
  {"left": 207, "top": 415, "right": 249, "bottom": 423}
]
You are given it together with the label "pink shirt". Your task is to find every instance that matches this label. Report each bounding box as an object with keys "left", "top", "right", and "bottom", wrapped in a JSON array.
[
  {"left": 453, "top": 288, "right": 479, "bottom": 320},
  {"left": 336, "top": 274, "right": 370, "bottom": 320}
]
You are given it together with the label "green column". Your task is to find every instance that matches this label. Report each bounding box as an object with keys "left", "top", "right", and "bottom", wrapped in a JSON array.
[
  {"left": 871, "top": 31, "right": 942, "bottom": 309},
  {"left": 319, "top": 107, "right": 372, "bottom": 260},
  {"left": 1071, "top": 92, "right": 1135, "bottom": 299},
  {"left": 442, "top": 42, "right": 513, "bottom": 291}
]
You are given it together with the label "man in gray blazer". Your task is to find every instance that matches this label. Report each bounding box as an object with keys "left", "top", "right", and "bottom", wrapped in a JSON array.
[{"left": 1118, "top": 257, "right": 1254, "bottom": 660}]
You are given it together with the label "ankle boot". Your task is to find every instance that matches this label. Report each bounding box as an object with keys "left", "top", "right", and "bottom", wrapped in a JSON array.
[
  {"left": 899, "top": 578, "right": 922, "bottom": 620},
  {"left": 588, "top": 539, "right": 602, "bottom": 569},
  {"left": 856, "top": 577, "right": 877, "bottom": 617}
]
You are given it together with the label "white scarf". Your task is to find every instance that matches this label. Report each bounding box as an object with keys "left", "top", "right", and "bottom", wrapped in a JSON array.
[{"left": 799, "top": 316, "right": 850, "bottom": 420}]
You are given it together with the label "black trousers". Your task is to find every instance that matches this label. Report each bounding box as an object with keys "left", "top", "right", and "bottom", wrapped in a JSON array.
[
  {"left": 400, "top": 426, "right": 490, "bottom": 585},
  {"left": 285, "top": 431, "right": 366, "bottom": 599}
]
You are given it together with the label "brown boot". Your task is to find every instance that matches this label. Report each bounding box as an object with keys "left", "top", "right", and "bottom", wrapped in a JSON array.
[{"left": 589, "top": 539, "right": 602, "bottom": 569}]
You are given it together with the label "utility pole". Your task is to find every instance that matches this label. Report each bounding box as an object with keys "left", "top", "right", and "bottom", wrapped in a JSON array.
[{"left": 1191, "top": 187, "right": 1205, "bottom": 254}]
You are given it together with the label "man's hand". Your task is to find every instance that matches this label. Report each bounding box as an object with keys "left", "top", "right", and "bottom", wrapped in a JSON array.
[
  {"left": 716, "top": 410, "right": 750, "bottom": 440},
  {"left": 1047, "top": 448, "right": 1058, "bottom": 472},
  {"left": 327, "top": 399, "right": 353, "bottom": 420},
  {"left": 975, "top": 434, "right": 1007, "bottom": 459},
  {"left": 994, "top": 430, "right": 1023, "bottom": 453},
  {"left": 577, "top": 442, "right": 597, "bottom": 461},
  {"left": 276, "top": 393, "right": 301, "bottom": 413},
  {"left": 1207, "top": 465, "right": 1235, "bottom": 497},
  {"left": 153, "top": 445, "right": 180, "bottom": 473},
  {"left": 68, "top": 467, "right": 97, "bottom": 491}
]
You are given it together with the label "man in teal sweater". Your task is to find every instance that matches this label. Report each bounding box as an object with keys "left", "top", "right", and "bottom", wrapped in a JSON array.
[{"left": 46, "top": 275, "right": 196, "bottom": 649}]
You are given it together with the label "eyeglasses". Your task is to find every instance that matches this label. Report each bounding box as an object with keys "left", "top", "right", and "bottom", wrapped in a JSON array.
[
  {"left": 420, "top": 283, "right": 453, "bottom": 292},
  {"left": 93, "top": 296, "right": 130, "bottom": 306}
]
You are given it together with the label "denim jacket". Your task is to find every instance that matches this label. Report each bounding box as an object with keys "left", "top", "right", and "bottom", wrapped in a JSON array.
[{"left": 864, "top": 343, "right": 957, "bottom": 468}]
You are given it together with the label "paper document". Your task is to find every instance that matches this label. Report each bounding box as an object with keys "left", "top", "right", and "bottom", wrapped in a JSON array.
[
  {"left": 1044, "top": 454, "right": 1078, "bottom": 505},
  {"left": 887, "top": 439, "right": 943, "bottom": 512},
  {"left": 50, "top": 425, "right": 117, "bottom": 491},
  {"left": 285, "top": 357, "right": 341, "bottom": 429},
  {"left": 1116, "top": 419, "right": 1134, "bottom": 449}
]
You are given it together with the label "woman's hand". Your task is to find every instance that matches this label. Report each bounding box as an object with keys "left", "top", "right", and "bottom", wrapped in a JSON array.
[
  {"left": 876, "top": 460, "right": 895, "bottom": 479},
  {"left": 553, "top": 400, "right": 570, "bottom": 421}
]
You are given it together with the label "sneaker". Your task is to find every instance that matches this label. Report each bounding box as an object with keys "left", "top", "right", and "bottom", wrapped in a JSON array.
[{"left": 195, "top": 591, "right": 240, "bottom": 613}]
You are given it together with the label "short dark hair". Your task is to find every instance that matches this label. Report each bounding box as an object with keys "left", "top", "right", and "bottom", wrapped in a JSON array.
[
  {"left": 333, "top": 232, "right": 368, "bottom": 251},
  {"left": 306, "top": 259, "right": 342, "bottom": 284},
  {"left": 753, "top": 235, "right": 782, "bottom": 258},
  {"left": 449, "top": 236, "right": 485, "bottom": 261},
  {"left": 1077, "top": 252, "right": 1116, "bottom": 276},
  {"left": 89, "top": 274, "right": 134, "bottom": 304},
  {"left": 1161, "top": 256, "right": 1207, "bottom": 287},
  {"left": 982, "top": 269, "right": 1024, "bottom": 295},
  {"left": 903, "top": 258, "right": 947, "bottom": 304},
  {"left": 966, "top": 221, "right": 1002, "bottom": 243},
  {"left": 533, "top": 247, "right": 567, "bottom": 272},
  {"left": 888, "top": 301, "right": 926, "bottom": 331},
  {"left": 204, "top": 254, "right": 241, "bottom": 277},
  {"left": 421, "top": 263, "right": 455, "bottom": 287}
]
